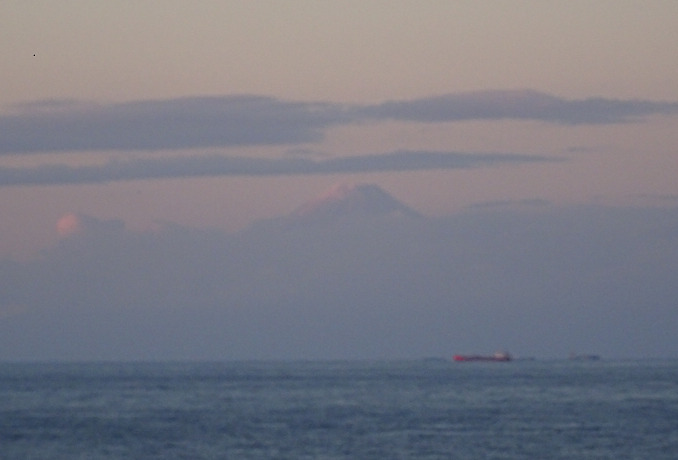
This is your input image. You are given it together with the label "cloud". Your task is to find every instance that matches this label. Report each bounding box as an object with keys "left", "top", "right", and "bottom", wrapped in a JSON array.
[
  {"left": 1, "top": 90, "right": 677, "bottom": 154},
  {"left": 56, "top": 213, "right": 83, "bottom": 237},
  {"left": 56, "top": 213, "right": 125, "bottom": 238},
  {"left": 0, "top": 95, "right": 348, "bottom": 154},
  {"left": 0, "top": 150, "right": 555, "bottom": 187},
  {"left": 361, "top": 89, "right": 678, "bottom": 125},
  {"left": 464, "top": 198, "right": 551, "bottom": 210}
]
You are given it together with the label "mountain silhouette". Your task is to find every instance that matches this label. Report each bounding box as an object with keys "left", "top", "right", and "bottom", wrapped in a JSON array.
[{"left": 291, "top": 183, "right": 422, "bottom": 222}]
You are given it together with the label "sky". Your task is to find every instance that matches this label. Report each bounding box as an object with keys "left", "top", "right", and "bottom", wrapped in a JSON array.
[{"left": 1, "top": 1, "right": 678, "bottom": 360}]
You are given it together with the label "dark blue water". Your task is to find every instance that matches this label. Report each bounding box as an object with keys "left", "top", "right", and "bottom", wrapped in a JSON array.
[{"left": 2, "top": 360, "right": 677, "bottom": 459}]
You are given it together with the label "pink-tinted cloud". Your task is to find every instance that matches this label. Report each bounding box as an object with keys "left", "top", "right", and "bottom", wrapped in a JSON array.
[{"left": 56, "top": 213, "right": 82, "bottom": 237}]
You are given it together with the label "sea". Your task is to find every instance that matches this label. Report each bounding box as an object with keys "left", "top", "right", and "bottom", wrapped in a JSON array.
[{"left": 1, "top": 360, "right": 677, "bottom": 459}]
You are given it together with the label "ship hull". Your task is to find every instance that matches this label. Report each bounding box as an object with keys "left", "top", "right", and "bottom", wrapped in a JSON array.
[{"left": 453, "top": 354, "right": 511, "bottom": 362}]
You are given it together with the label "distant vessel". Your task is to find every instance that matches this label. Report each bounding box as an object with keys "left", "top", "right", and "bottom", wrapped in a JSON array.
[
  {"left": 453, "top": 351, "right": 512, "bottom": 362},
  {"left": 569, "top": 353, "right": 601, "bottom": 361}
]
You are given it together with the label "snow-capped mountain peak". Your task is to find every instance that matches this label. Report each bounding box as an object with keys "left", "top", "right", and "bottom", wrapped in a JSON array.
[{"left": 292, "top": 183, "right": 420, "bottom": 220}]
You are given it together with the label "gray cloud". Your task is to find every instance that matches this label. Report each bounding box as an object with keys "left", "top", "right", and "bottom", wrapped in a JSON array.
[
  {"left": 361, "top": 89, "right": 678, "bottom": 124},
  {"left": 1, "top": 95, "right": 348, "bottom": 154},
  {"left": 1, "top": 90, "right": 677, "bottom": 154},
  {"left": 0, "top": 150, "right": 554, "bottom": 187}
]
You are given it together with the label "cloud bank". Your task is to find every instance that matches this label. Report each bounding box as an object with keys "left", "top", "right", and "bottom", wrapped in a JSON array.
[
  {"left": 361, "top": 89, "right": 678, "bottom": 124},
  {"left": 0, "top": 150, "right": 554, "bottom": 187},
  {"left": 1, "top": 95, "right": 347, "bottom": 154},
  {"left": 2, "top": 90, "right": 677, "bottom": 154},
  {"left": 1, "top": 196, "right": 677, "bottom": 361}
]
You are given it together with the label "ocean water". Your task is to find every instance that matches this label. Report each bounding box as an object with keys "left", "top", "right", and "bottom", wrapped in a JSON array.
[{"left": 1, "top": 360, "right": 677, "bottom": 459}]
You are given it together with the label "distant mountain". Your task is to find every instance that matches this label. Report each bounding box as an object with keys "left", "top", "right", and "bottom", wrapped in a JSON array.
[{"left": 290, "top": 183, "right": 422, "bottom": 222}]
